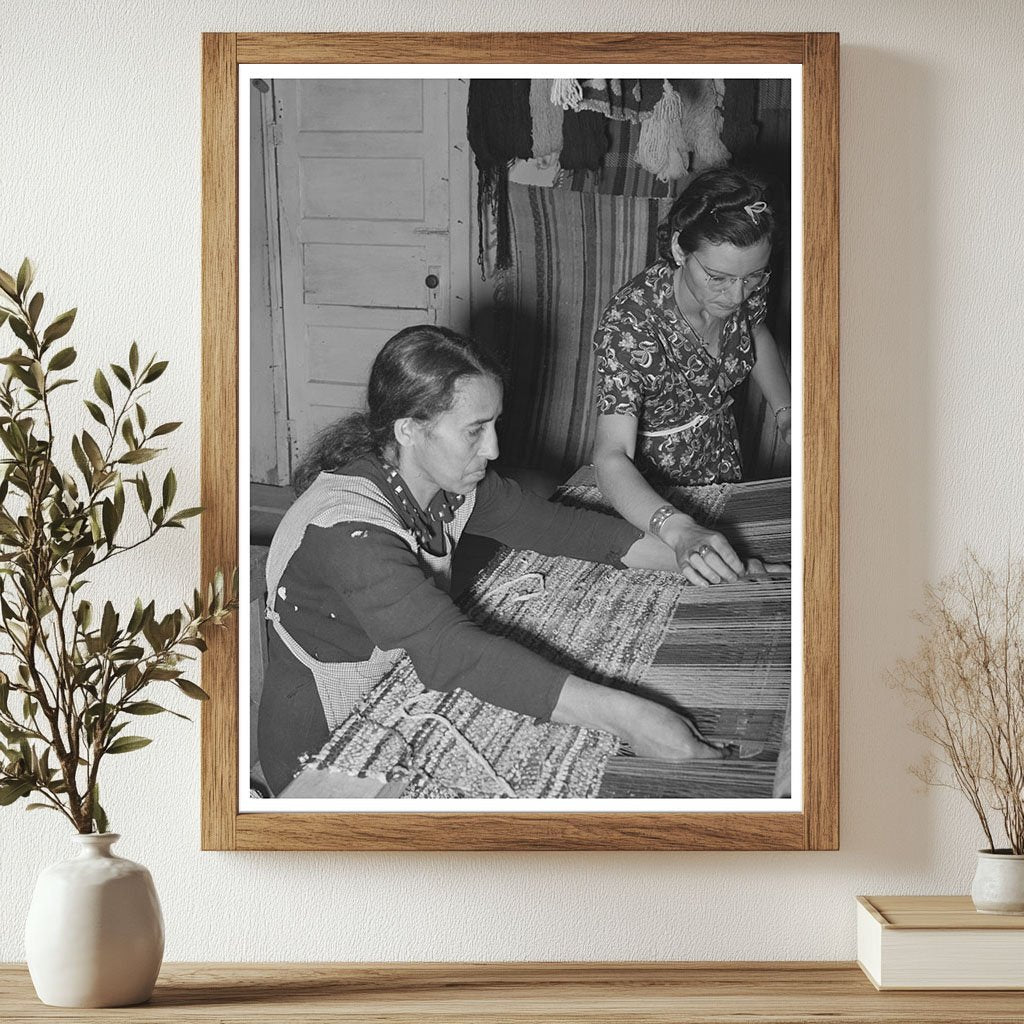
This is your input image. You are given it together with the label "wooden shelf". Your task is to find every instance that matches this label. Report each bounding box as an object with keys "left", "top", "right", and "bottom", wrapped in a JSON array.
[{"left": 3, "top": 962, "right": 1023, "bottom": 1022}]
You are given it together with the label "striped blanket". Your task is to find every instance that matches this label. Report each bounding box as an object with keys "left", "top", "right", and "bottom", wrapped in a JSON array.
[{"left": 496, "top": 183, "right": 672, "bottom": 478}]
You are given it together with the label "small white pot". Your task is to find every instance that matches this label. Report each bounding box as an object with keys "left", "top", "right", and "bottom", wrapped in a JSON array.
[
  {"left": 24, "top": 833, "right": 164, "bottom": 1007},
  {"left": 970, "top": 849, "right": 1024, "bottom": 915}
]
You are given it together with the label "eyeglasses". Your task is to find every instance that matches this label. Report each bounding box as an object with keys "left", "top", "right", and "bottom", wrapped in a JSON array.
[{"left": 689, "top": 253, "right": 771, "bottom": 295}]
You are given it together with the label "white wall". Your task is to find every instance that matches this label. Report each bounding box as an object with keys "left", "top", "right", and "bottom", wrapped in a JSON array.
[{"left": 2, "top": 1, "right": 1022, "bottom": 962}]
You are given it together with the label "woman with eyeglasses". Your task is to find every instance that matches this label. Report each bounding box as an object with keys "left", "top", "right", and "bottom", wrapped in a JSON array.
[{"left": 592, "top": 168, "right": 792, "bottom": 587}]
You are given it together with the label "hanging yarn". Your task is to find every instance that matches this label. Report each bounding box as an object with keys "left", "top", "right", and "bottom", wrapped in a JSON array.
[
  {"left": 559, "top": 109, "right": 609, "bottom": 171},
  {"left": 636, "top": 79, "right": 685, "bottom": 181},
  {"left": 529, "top": 78, "right": 563, "bottom": 159},
  {"left": 476, "top": 162, "right": 513, "bottom": 274},
  {"left": 636, "top": 79, "right": 731, "bottom": 182},
  {"left": 550, "top": 78, "right": 584, "bottom": 111},
  {"left": 684, "top": 79, "right": 732, "bottom": 172},
  {"left": 467, "top": 80, "right": 534, "bottom": 275}
]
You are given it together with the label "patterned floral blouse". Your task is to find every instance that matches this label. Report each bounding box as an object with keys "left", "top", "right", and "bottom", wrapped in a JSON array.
[{"left": 594, "top": 260, "right": 766, "bottom": 486}]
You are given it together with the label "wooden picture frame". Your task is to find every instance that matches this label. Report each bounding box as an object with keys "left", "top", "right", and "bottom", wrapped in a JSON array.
[{"left": 201, "top": 32, "right": 839, "bottom": 851}]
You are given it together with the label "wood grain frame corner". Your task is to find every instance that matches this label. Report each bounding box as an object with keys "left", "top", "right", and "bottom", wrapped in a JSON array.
[{"left": 199, "top": 31, "right": 840, "bottom": 852}]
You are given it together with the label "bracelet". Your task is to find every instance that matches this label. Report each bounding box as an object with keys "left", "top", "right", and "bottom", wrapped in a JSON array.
[
  {"left": 773, "top": 405, "right": 792, "bottom": 419},
  {"left": 648, "top": 503, "right": 681, "bottom": 538}
]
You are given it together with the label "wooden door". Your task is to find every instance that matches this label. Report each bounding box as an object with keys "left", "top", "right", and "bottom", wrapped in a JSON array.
[{"left": 272, "top": 78, "right": 469, "bottom": 474}]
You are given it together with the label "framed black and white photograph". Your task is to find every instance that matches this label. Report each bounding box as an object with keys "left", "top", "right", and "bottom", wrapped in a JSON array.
[{"left": 201, "top": 32, "right": 839, "bottom": 851}]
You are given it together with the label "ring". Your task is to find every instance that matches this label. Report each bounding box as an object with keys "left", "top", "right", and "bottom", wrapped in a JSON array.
[{"left": 699, "top": 544, "right": 712, "bottom": 557}]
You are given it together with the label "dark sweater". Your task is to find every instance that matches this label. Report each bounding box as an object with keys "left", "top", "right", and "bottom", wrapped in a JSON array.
[{"left": 273, "top": 460, "right": 641, "bottom": 720}]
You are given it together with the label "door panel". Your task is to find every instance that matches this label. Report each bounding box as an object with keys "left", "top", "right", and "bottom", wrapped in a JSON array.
[
  {"left": 297, "top": 79, "right": 424, "bottom": 133},
  {"left": 273, "top": 79, "right": 454, "bottom": 470},
  {"left": 303, "top": 243, "right": 429, "bottom": 308},
  {"left": 301, "top": 158, "right": 426, "bottom": 221}
]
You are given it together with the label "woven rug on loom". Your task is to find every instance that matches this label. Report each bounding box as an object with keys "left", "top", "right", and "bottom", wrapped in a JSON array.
[
  {"left": 304, "top": 549, "right": 688, "bottom": 798},
  {"left": 302, "top": 661, "right": 618, "bottom": 799},
  {"left": 554, "top": 480, "right": 731, "bottom": 529}
]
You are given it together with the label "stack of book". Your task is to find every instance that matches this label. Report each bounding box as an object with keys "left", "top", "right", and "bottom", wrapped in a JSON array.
[{"left": 857, "top": 895, "right": 1024, "bottom": 990}]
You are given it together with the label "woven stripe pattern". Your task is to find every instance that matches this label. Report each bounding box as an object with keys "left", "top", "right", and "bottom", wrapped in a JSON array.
[
  {"left": 307, "top": 548, "right": 689, "bottom": 798},
  {"left": 304, "top": 660, "right": 618, "bottom": 799}
]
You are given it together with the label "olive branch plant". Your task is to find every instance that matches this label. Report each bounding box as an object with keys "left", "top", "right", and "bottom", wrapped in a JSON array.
[
  {"left": 894, "top": 552, "right": 1024, "bottom": 854},
  {"left": 0, "top": 259, "right": 236, "bottom": 834}
]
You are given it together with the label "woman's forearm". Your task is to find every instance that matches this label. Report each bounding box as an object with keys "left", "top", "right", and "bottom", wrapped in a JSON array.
[
  {"left": 593, "top": 431, "right": 742, "bottom": 584},
  {"left": 551, "top": 674, "right": 724, "bottom": 760},
  {"left": 749, "top": 325, "right": 791, "bottom": 414},
  {"left": 594, "top": 446, "right": 696, "bottom": 536}
]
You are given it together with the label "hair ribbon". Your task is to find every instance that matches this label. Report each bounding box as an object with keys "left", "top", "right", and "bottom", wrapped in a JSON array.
[{"left": 744, "top": 201, "right": 768, "bottom": 223}]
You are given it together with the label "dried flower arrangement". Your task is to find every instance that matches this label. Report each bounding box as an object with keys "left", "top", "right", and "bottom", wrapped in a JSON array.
[{"left": 894, "top": 552, "right": 1023, "bottom": 854}]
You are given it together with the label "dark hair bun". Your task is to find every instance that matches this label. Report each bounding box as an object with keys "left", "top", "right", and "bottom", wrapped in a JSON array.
[{"left": 658, "top": 168, "right": 776, "bottom": 261}]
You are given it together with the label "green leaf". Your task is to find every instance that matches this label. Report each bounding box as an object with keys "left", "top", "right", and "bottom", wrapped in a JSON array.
[
  {"left": 136, "top": 404, "right": 147, "bottom": 432},
  {"left": 175, "top": 679, "right": 210, "bottom": 701},
  {"left": 117, "top": 448, "right": 157, "bottom": 465},
  {"left": 16, "top": 258, "right": 34, "bottom": 298},
  {"left": 162, "top": 468, "right": 176, "bottom": 509},
  {"left": 0, "top": 779, "right": 33, "bottom": 805},
  {"left": 110, "top": 644, "right": 144, "bottom": 661},
  {"left": 126, "top": 598, "right": 146, "bottom": 635},
  {"left": 47, "top": 346, "right": 77, "bottom": 371},
  {"left": 0, "top": 268, "right": 18, "bottom": 300},
  {"left": 8, "top": 317, "right": 32, "bottom": 344},
  {"left": 60, "top": 471, "right": 79, "bottom": 503},
  {"left": 147, "top": 667, "right": 181, "bottom": 680},
  {"left": 0, "top": 722, "right": 29, "bottom": 743},
  {"left": 105, "top": 735, "right": 152, "bottom": 755},
  {"left": 91, "top": 784, "right": 108, "bottom": 834},
  {"left": 110, "top": 363, "right": 131, "bottom": 389},
  {"left": 124, "top": 700, "right": 169, "bottom": 716},
  {"left": 142, "top": 360, "right": 168, "bottom": 383},
  {"left": 149, "top": 421, "right": 181, "bottom": 438},
  {"left": 71, "top": 435, "right": 92, "bottom": 482},
  {"left": 26, "top": 803, "right": 61, "bottom": 813},
  {"left": 83, "top": 400, "right": 107, "bottom": 427},
  {"left": 168, "top": 507, "right": 203, "bottom": 524},
  {"left": 42, "top": 308, "right": 77, "bottom": 344},
  {"left": 29, "top": 360, "right": 45, "bottom": 392},
  {"left": 129, "top": 342, "right": 139, "bottom": 375},
  {"left": 121, "top": 418, "right": 137, "bottom": 449},
  {"left": 136, "top": 473, "right": 152, "bottom": 513},
  {"left": 101, "top": 498, "right": 117, "bottom": 546},
  {"left": 81, "top": 431, "right": 105, "bottom": 472},
  {"left": 27, "top": 292, "right": 43, "bottom": 328},
  {"left": 100, "top": 601, "right": 117, "bottom": 647},
  {"left": 93, "top": 369, "right": 113, "bottom": 409}
]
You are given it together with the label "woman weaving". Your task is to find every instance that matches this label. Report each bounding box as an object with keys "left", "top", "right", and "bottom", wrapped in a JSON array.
[
  {"left": 259, "top": 325, "right": 731, "bottom": 795},
  {"left": 593, "top": 168, "right": 792, "bottom": 587}
]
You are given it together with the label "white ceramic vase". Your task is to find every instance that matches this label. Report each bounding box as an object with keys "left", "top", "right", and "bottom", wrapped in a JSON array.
[
  {"left": 24, "top": 833, "right": 164, "bottom": 1007},
  {"left": 970, "top": 849, "right": 1024, "bottom": 915}
]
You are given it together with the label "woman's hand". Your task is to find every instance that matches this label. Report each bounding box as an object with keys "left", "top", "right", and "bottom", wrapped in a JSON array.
[
  {"left": 552, "top": 676, "right": 726, "bottom": 761},
  {"left": 660, "top": 514, "right": 744, "bottom": 586},
  {"left": 620, "top": 700, "right": 727, "bottom": 760}
]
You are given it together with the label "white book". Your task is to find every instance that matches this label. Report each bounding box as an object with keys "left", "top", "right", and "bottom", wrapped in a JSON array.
[{"left": 857, "top": 895, "right": 1024, "bottom": 990}]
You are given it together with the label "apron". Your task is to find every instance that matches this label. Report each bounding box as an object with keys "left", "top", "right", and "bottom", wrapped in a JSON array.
[{"left": 264, "top": 472, "right": 477, "bottom": 729}]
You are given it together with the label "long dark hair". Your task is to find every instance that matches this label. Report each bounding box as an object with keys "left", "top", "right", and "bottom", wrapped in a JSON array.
[
  {"left": 656, "top": 167, "right": 776, "bottom": 261},
  {"left": 292, "top": 325, "right": 505, "bottom": 495}
]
